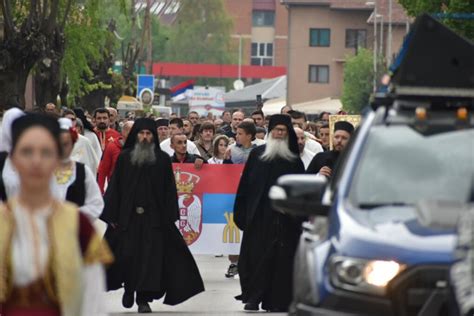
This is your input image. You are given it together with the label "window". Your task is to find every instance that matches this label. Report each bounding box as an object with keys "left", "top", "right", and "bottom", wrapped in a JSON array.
[
  {"left": 252, "top": 10, "right": 275, "bottom": 26},
  {"left": 345, "top": 29, "right": 367, "bottom": 48},
  {"left": 309, "top": 65, "right": 329, "bottom": 83},
  {"left": 251, "top": 42, "right": 274, "bottom": 66},
  {"left": 310, "top": 28, "right": 330, "bottom": 47}
]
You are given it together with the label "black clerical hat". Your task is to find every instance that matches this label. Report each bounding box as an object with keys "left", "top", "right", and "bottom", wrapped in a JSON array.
[
  {"left": 268, "top": 114, "right": 299, "bottom": 155},
  {"left": 123, "top": 118, "right": 161, "bottom": 150},
  {"left": 334, "top": 121, "right": 354, "bottom": 135},
  {"left": 156, "top": 118, "right": 169, "bottom": 128}
]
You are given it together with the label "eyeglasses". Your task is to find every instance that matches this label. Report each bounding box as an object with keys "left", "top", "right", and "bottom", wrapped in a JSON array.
[{"left": 273, "top": 127, "right": 288, "bottom": 133}]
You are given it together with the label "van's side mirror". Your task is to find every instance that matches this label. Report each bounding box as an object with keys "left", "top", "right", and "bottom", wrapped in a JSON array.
[{"left": 269, "top": 174, "right": 330, "bottom": 217}]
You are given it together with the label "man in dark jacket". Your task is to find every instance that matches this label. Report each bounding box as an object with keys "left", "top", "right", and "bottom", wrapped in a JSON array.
[
  {"left": 306, "top": 121, "right": 354, "bottom": 177},
  {"left": 100, "top": 119, "right": 204, "bottom": 313},
  {"left": 234, "top": 114, "right": 305, "bottom": 312},
  {"left": 170, "top": 133, "right": 206, "bottom": 170}
]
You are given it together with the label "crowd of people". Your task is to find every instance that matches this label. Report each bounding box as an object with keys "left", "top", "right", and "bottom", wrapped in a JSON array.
[{"left": 0, "top": 102, "right": 355, "bottom": 314}]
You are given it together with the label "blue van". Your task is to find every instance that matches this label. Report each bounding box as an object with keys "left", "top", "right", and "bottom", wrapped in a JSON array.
[{"left": 270, "top": 14, "right": 474, "bottom": 316}]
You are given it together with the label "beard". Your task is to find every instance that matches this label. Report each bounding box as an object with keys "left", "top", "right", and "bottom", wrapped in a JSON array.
[
  {"left": 97, "top": 122, "right": 108, "bottom": 130},
  {"left": 261, "top": 134, "right": 297, "bottom": 162},
  {"left": 130, "top": 141, "right": 156, "bottom": 166}
]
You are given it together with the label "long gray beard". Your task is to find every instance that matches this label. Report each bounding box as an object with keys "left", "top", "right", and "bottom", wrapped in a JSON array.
[
  {"left": 131, "top": 142, "right": 156, "bottom": 166},
  {"left": 261, "top": 135, "right": 296, "bottom": 162}
]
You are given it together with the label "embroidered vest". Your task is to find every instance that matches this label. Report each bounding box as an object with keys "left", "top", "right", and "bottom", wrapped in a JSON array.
[
  {"left": 65, "top": 163, "right": 86, "bottom": 207},
  {"left": 0, "top": 152, "right": 8, "bottom": 201}
]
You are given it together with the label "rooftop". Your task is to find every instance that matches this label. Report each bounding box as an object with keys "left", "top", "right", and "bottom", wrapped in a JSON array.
[{"left": 282, "top": 0, "right": 410, "bottom": 24}]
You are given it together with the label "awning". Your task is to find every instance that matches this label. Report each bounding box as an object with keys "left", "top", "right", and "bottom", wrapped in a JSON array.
[
  {"left": 292, "top": 98, "right": 342, "bottom": 114},
  {"left": 262, "top": 97, "right": 286, "bottom": 115},
  {"left": 117, "top": 96, "right": 143, "bottom": 111}
]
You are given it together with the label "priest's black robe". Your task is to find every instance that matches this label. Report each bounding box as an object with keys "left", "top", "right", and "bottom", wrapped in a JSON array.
[
  {"left": 100, "top": 148, "right": 204, "bottom": 305},
  {"left": 306, "top": 150, "right": 340, "bottom": 175},
  {"left": 234, "top": 145, "right": 305, "bottom": 311}
]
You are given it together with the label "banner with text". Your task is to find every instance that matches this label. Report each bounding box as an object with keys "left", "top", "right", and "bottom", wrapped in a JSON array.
[{"left": 172, "top": 164, "right": 244, "bottom": 255}]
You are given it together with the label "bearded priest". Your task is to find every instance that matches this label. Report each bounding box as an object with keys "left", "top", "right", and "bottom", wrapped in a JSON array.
[
  {"left": 100, "top": 118, "right": 204, "bottom": 314},
  {"left": 234, "top": 114, "right": 305, "bottom": 313}
]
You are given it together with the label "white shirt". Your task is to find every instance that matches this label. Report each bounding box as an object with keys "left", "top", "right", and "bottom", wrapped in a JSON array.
[
  {"left": 300, "top": 148, "right": 316, "bottom": 170},
  {"left": 252, "top": 138, "right": 266, "bottom": 146},
  {"left": 208, "top": 157, "right": 224, "bottom": 164},
  {"left": 10, "top": 200, "right": 106, "bottom": 316},
  {"left": 305, "top": 138, "right": 324, "bottom": 155},
  {"left": 160, "top": 137, "right": 200, "bottom": 156},
  {"left": 71, "top": 135, "right": 100, "bottom": 175},
  {"left": 51, "top": 162, "right": 104, "bottom": 220},
  {"left": 84, "top": 130, "right": 102, "bottom": 160}
]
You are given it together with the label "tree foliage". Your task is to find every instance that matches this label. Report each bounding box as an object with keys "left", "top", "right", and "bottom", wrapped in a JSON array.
[
  {"left": 341, "top": 49, "right": 374, "bottom": 114},
  {"left": 165, "top": 0, "right": 236, "bottom": 65},
  {"left": 398, "top": 0, "right": 474, "bottom": 40}
]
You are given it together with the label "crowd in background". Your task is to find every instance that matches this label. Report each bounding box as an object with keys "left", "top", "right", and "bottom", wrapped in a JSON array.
[{"left": 35, "top": 103, "right": 345, "bottom": 175}]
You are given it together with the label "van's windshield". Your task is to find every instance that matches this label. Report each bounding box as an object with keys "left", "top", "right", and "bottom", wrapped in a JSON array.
[{"left": 349, "top": 125, "right": 474, "bottom": 208}]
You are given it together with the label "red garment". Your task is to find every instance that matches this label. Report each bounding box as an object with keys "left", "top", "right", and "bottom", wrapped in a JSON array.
[
  {"left": 97, "top": 138, "right": 123, "bottom": 194},
  {"left": 95, "top": 128, "right": 121, "bottom": 152}
]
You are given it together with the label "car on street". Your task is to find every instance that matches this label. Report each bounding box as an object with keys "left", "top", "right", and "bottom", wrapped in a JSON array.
[{"left": 270, "top": 14, "right": 474, "bottom": 316}]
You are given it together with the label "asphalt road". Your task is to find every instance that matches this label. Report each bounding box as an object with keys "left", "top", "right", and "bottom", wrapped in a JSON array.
[{"left": 102, "top": 255, "right": 286, "bottom": 315}]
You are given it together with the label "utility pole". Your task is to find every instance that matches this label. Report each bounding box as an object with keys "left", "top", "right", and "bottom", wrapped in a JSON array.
[
  {"left": 366, "top": 1, "right": 378, "bottom": 93},
  {"left": 379, "top": 15, "right": 384, "bottom": 60},
  {"left": 373, "top": 2, "right": 378, "bottom": 93},
  {"left": 387, "top": 0, "right": 393, "bottom": 65},
  {"left": 144, "top": 0, "right": 153, "bottom": 74},
  {"left": 238, "top": 35, "right": 242, "bottom": 80}
]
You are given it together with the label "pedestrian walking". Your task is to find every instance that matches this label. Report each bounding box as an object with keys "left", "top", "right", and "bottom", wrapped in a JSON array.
[
  {"left": 74, "top": 108, "right": 102, "bottom": 160},
  {"left": 93, "top": 108, "right": 121, "bottom": 152},
  {"left": 208, "top": 135, "right": 232, "bottom": 164},
  {"left": 295, "top": 127, "right": 316, "bottom": 170},
  {"left": 194, "top": 122, "right": 215, "bottom": 161},
  {"left": 0, "top": 108, "right": 24, "bottom": 202},
  {"left": 0, "top": 113, "right": 112, "bottom": 316},
  {"left": 100, "top": 118, "right": 204, "bottom": 313},
  {"left": 97, "top": 121, "right": 134, "bottom": 194},
  {"left": 234, "top": 114, "right": 305, "bottom": 312},
  {"left": 51, "top": 118, "right": 104, "bottom": 220},
  {"left": 306, "top": 121, "right": 354, "bottom": 177}
]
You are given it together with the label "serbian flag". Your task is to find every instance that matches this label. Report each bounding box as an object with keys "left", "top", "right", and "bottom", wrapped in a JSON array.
[
  {"left": 172, "top": 164, "right": 244, "bottom": 255},
  {"left": 170, "top": 79, "right": 195, "bottom": 101}
]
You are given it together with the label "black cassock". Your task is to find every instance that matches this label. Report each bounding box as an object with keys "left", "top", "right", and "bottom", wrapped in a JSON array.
[
  {"left": 100, "top": 148, "right": 204, "bottom": 305},
  {"left": 306, "top": 150, "right": 340, "bottom": 174},
  {"left": 234, "top": 145, "right": 305, "bottom": 311}
]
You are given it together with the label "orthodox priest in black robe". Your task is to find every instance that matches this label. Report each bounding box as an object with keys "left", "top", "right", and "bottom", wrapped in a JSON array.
[
  {"left": 234, "top": 114, "right": 305, "bottom": 312},
  {"left": 100, "top": 118, "right": 204, "bottom": 313},
  {"left": 306, "top": 121, "right": 355, "bottom": 177}
]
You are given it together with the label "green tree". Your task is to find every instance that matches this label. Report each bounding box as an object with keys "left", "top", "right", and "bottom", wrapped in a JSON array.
[
  {"left": 398, "top": 0, "right": 474, "bottom": 40},
  {"left": 0, "top": 0, "right": 124, "bottom": 109},
  {"left": 0, "top": 0, "right": 75, "bottom": 108},
  {"left": 165, "top": 0, "right": 236, "bottom": 87},
  {"left": 341, "top": 49, "right": 375, "bottom": 114}
]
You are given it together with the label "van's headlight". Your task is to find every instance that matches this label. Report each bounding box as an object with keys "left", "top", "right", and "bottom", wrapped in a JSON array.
[{"left": 329, "top": 256, "right": 405, "bottom": 295}]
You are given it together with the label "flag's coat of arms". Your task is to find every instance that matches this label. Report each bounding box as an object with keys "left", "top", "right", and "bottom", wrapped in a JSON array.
[{"left": 175, "top": 168, "right": 202, "bottom": 245}]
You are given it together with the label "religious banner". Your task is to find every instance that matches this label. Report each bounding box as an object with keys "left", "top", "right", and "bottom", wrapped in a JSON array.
[
  {"left": 172, "top": 164, "right": 244, "bottom": 255},
  {"left": 329, "top": 115, "right": 362, "bottom": 149}
]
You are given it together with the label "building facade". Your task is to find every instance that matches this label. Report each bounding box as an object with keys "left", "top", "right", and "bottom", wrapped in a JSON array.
[
  {"left": 283, "top": 0, "right": 409, "bottom": 105},
  {"left": 224, "top": 0, "right": 289, "bottom": 70}
]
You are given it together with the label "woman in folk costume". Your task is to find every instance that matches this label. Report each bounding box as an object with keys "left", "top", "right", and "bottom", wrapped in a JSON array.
[
  {"left": 0, "top": 108, "right": 25, "bottom": 202},
  {"left": 0, "top": 114, "right": 113, "bottom": 316},
  {"left": 51, "top": 118, "right": 104, "bottom": 220}
]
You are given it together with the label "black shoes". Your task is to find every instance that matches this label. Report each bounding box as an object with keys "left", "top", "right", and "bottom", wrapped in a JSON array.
[
  {"left": 122, "top": 291, "right": 134, "bottom": 308},
  {"left": 225, "top": 263, "right": 239, "bottom": 278},
  {"left": 244, "top": 302, "right": 259, "bottom": 312},
  {"left": 137, "top": 302, "right": 152, "bottom": 313}
]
